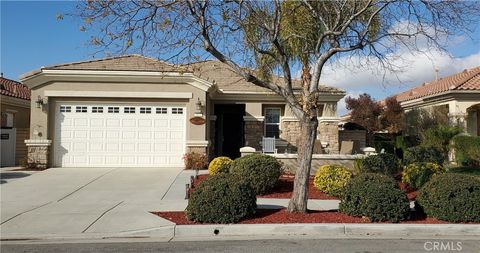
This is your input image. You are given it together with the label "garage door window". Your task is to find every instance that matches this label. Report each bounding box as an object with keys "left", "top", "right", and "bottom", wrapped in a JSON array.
[
  {"left": 108, "top": 107, "right": 119, "bottom": 113},
  {"left": 60, "top": 106, "right": 71, "bottom": 113},
  {"left": 92, "top": 107, "right": 104, "bottom": 113},
  {"left": 156, "top": 107, "right": 167, "bottom": 114},
  {"left": 124, "top": 107, "right": 136, "bottom": 113},
  {"left": 140, "top": 107, "right": 152, "bottom": 114},
  {"left": 76, "top": 106, "right": 88, "bottom": 113},
  {"left": 172, "top": 108, "right": 184, "bottom": 114}
]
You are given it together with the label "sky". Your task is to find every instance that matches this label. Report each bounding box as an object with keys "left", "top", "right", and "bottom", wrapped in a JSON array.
[{"left": 2, "top": 1, "right": 480, "bottom": 115}]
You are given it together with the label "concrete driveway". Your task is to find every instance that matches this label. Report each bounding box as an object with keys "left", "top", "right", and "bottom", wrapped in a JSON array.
[{"left": 0, "top": 167, "right": 187, "bottom": 238}]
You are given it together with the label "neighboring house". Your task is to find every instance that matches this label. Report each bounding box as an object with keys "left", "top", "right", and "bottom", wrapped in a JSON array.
[
  {"left": 20, "top": 55, "right": 345, "bottom": 168},
  {"left": 1, "top": 75, "right": 31, "bottom": 166},
  {"left": 393, "top": 66, "right": 480, "bottom": 136}
]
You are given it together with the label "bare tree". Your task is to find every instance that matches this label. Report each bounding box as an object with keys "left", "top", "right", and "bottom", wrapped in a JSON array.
[{"left": 74, "top": 0, "right": 479, "bottom": 213}]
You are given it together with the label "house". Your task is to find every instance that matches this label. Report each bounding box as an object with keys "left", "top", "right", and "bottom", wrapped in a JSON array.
[
  {"left": 393, "top": 66, "right": 480, "bottom": 136},
  {"left": 1, "top": 75, "right": 31, "bottom": 166},
  {"left": 20, "top": 55, "right": 345, "bottom": 168}
]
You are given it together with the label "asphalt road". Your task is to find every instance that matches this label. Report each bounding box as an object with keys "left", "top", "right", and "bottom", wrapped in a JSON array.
[{"left": 2, "top": 238, "right": 480, "bottom": 253}]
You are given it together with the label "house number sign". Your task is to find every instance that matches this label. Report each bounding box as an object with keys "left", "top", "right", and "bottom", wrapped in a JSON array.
[{"left": 189, "top": 116, "right": 206, "bottom": 125}]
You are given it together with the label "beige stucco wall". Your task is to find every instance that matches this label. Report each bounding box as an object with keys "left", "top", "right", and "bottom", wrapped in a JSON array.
[{"left": 1, "top": 95, "right": 30, "bottom": 128}]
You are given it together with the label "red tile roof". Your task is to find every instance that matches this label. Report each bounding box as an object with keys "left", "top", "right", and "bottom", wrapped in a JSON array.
[
  {"left": 0, "top": 76, "right": 31, "bottom": 100},
  {"left": 395, "top": 66, "right": 480, "bottom": 102}
]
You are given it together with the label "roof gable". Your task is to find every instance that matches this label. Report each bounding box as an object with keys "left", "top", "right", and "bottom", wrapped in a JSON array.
[{"left": 0, "top": 77, "right": 31, "bottom": 100}]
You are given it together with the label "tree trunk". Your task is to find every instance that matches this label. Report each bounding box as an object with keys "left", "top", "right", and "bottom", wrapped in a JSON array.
[{"left": 287, "top": 116, "right": 318, "bottom": 212}]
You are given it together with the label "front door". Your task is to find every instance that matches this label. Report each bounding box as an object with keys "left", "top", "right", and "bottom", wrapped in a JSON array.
[{"left": 215, "top": 104, "right": 245, "bottom": 159}]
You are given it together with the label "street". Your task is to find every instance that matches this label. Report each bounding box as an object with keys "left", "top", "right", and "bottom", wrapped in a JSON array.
[{"left": 2, "top": 238, "right": 480, "bottom": 253}]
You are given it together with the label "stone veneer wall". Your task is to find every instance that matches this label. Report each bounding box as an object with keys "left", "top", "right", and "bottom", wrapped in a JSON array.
[
  {"left": 244, "top": 120, "right": 263, "bottom": 151},
  {"left": 26, "top": 145, "right": 50, "bottom": 169},
  {"left": 271, "top": 154, "right": 365, "bottom": 175},
  {"left": 318, "top": 121, "right": 339, "bottom": 154},
  {"left": 280, "top": 121, "right": 301, "bottom": 152},
  {"left": 186, "top": 146, "right": 207, "bottom": 154}
]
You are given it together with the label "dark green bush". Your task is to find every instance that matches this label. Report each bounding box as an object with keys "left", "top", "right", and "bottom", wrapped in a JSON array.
[
  {"left": 229, "top": 153, "right": 281, "bottom": 195},
  {"left": 403, "top": 146, "right": 446, "bottom": 165},
  {"left": 417, "top": 173, "right": 480, "bottom": 223},
  {"left": 358, "top": 153, "right": 400, "bottom": 177},
  {"left": 186, "top": 174, "right": 256, "bottom": 223},
  {"left": 421, "top": 125, "right": 462, "bottom": 153},
  {"left": 339, "top": 173, "right": 410, "bottom": 222},
  {"left": 374, "top": 140, "right": 395, "bottom": 154},
  {"left": 453, "top": 135, "right": 480, "bottom": 166}
]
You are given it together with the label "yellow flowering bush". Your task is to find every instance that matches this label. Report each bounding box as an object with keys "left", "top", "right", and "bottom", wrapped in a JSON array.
[
  {"left": 313, "top": 164, "right": 353, "bottom": 197},
  {"left": 208, "top": 156, "right": 233, "bottom": 175},
  {"left": 402, "top": 162, "right": 445, "bottom": 190}
]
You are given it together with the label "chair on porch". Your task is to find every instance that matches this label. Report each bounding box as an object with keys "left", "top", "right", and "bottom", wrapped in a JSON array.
[{"left": 262, "top": 137, "right": 277, "bottom": 153}]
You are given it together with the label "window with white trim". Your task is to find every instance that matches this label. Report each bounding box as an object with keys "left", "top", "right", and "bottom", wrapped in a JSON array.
[
  {"left": 108, "top": 107, "right": 119, "bottom": 113},
  {"left": 156, "top": 107, "right": 167, "bottom": 114},
  {"left": 140, "top": 107, "right": 152, "bottom": 114},
  {"left": 124, "top": 107, "right": 136, "bottom": 113},
  {"left": 60, "top": 106, "right": 71, "bottom": 113},
  {"left": 75, "top": 106, "right": 87, "bottom": 113},
  {"left": 172, "top": 108, "right": 184, "bottom": 114},
  {"left": 92, "top": 106, "right": 104, "bottom": 113},
  {"left": 264, "top": 108, "right": 281, "bottom": 138}
]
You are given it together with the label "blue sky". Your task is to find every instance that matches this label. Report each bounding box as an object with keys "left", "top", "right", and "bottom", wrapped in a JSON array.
[{"left": 2, "top": 1, "right": 479, "bottom": 114}]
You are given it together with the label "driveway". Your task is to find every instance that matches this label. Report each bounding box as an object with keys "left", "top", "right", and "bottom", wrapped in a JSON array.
[{"left": 0, "top": 167, "right": 185, "bottom": 237}]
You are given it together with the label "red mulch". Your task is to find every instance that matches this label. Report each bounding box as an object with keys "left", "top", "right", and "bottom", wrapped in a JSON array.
[
  {"left": 190, "top": 174, "right": 338, "bottom": 200},
  {"left": 399, "top": 182, "right": 417, "bottom": 201},
  {"left": 152, "top": 209, "right": 458, "bottom": 225}
]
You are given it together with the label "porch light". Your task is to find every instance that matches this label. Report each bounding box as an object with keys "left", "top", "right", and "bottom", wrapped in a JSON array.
[
  {"left": 195, "top": 98, "right": 204, "bottom": 116},
  {"left": 35, "top": 95, "right": 47, "bottom": 108}
]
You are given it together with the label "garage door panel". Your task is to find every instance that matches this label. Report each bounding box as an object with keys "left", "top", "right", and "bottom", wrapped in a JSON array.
[{"left": 55, "top": 104, "right": 186, "bottom": 167}]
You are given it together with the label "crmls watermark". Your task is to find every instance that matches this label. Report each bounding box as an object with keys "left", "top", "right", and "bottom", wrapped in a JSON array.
[{"left": 424, "top": 241, "right": 463, "bottom": 251}]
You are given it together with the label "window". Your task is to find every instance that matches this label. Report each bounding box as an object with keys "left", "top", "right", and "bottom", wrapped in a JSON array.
[
  {"left": 108, "top": 107, "right": 119, "bottom": 113},
  {"left": 124, "top": 107, "right": 136, "bottom": 113},
  {"left": 172, "top": 108, "right": 184, "bottom": 114},
  {"left": 75, "top": 106, "right": 87, "bottom": 113},
  {"left": 140, "top": 107, "right": 152, "bottom": 114},
  {"left": 92, "top": 107, "right": 104, "bottom": 113},
  {"left": 156, "top": 107, "right": 167, "bottom": 114},
  {"left": 265, "top": 108, "right": 281, "bottom": 138},
  {"left": 60, "top": 106, "right": 71, "bottom": 113}
]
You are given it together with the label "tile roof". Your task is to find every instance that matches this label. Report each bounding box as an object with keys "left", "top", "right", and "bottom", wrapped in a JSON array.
[
  {"left": 0, "top": 76, "right": 31, "bottom": 100},
  {"left": 395, "top": 66, "right": 480, "bottom": 102}
]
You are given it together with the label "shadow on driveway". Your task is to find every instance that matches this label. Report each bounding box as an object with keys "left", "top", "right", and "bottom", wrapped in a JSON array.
[{"left": 0, "top": 172, "right": 31, "bottom": 184}]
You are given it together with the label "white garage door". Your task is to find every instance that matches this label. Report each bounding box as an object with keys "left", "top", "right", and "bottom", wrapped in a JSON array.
[{"left": 54, "top": 104, "right": 186, "bottom": 167}]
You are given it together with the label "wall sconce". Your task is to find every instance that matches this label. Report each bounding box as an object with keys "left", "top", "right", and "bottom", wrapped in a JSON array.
[
  {"left": 35, "top": 95, "right": 47, "bottom": 109},
  {"left": 194, "top": 98, "right": 204, "bottom": 117}
]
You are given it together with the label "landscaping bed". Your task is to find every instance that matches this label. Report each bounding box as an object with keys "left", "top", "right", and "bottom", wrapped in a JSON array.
[{"left": 152, "top": 209, "right": 454, "bottom": 225}]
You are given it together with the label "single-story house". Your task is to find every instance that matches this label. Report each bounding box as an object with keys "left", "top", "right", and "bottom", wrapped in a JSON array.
[
  {"left": 394, "top": 66, "right": 480, "bottom": 136},
  {"left": 20, "top": 55, "right": 345, "bottom": 168},
  {"left": 1, "top": 75, "right": 31, "bottom": 166}
]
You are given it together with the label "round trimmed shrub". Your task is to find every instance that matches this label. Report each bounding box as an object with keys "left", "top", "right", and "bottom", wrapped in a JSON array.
[
  {"left": 417, "top": 173, "right": 480, "bottom": 223},
  {"left": 358, "top": 153, "right": 400, "bottom": 177},
  {"left": 208, "top": 156, "right": 233, "bottom": 175},
  {"left": 339, "top": 173, "right": 410, "bottom": 222},
  {"left": 229, "top": 153, "right": 281, "bottom": 195},
  {"left": 313, "top": 164, "right": 352, "bottom": 197},
  {"left": 186, "top": 174, "right": 256, "bottom": 223},
  {"left": 404, "top": 146, "right": 446, "bottom": 165},
  {"left": 402, "top": 162, "right": 445, "bottom": 190}
]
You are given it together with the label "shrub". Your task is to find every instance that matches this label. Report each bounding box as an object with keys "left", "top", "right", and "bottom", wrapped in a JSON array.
[
  {"left": 313, "top": 164, "right": 352, "bottom": 197},
  {"left": 208, "top": 156, "right": 233, "bottom": 175},
  {"left": 339, "top": 173, "right": 410, "bottom": 222},
  {"left": 183, "top": 152, "right": 208, "bottom": 170},
  {"left": 186, "top": 174, "right": 256, "bottom": 223},
  {"left": 417, "top": 173, "right": 480, "bottom": 222},
  {"left": 403, "top": 146, "right": 446, "bottom": 165},
  {"left": 421, "top": 125, "right": 462, "bottom": 153},
  {"left": 402, "top": 162, "right": 445, "bottom": 190},
  {"left": 358, "top": 153, "right": 400, "bottom": 177},
  {"left": 229, "top": 153, "right": 281, "bottom": 195},
  {"left": 453, "top": 135, "right": 480, "bottom": 166}
]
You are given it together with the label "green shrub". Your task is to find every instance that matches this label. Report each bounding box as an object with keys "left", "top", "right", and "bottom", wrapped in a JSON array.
[
  {"left": 339, "top": 173, "right": 410, "bottom": 222},
  {"left": 313, "top": 164, "right": 352, "bottom": 197},
  {"left": 374, "top": 140, "right": 395, "bottom": 154},
  {"left": 403, "top": 146, "right": 446, "bottom": 165},
  {"left": 208, "top": 156, "right": 233, "bottom": 175},
  {"left": 421, "top": 125, "right": 462, "bottom": 152},
  {"left": 358, "top": 153, "right": 400, "bottom": 177},
  {"left": 402, "top": 162, "right": 446, "bottom": 190},
  {"left": 183, "top": 152, "right": 208, "bottom": 170},
  {"left": 453, "top": 135, "right": 480, "bottom": 166},
  {"left": 186, "top": 174, "right": 256, "bottom": 223},
  {"left": 417, "top": 173, "right": 480, "bottom": 222},
  {"left": 229, "top": 153, "right": 281, "bottom": 195}
]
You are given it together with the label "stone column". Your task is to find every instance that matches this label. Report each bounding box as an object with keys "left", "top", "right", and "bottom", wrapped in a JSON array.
[
  {"left": 243, "top": 116, "right": 264, "bottom": 151},
  {"left": 318, "top": 102, "right": 340, "bottom": 154},
  {"left": 25, "top": 139, "right": 52, "bottom": 169}
]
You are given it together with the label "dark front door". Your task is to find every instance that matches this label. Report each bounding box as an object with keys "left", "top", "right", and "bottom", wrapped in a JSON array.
[{"left": 215, "top": 104, "right": 245, "bottom": 159}]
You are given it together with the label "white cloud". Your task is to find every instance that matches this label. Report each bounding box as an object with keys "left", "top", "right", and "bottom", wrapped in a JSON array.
[{"left": 337, "top": 91, "right": 364, "bottom": 116}]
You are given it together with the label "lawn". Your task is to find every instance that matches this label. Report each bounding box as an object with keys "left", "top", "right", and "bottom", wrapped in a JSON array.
[{"left": 447, "top": 166, "right": 480, "bottom": 177}]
